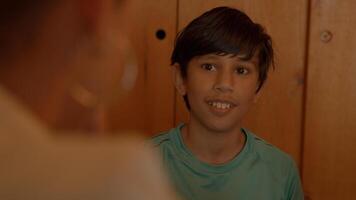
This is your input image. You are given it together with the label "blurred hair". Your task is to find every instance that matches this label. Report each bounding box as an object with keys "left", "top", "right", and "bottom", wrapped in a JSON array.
[
  {"left": 0, "top": 1, "right": 54, "bottom": 60},
  {"left": 0, "top": 1, "right": 47, "bottom": 23},
  {"left": 171, "top": 7, "right": 274, "bottom": 109}
]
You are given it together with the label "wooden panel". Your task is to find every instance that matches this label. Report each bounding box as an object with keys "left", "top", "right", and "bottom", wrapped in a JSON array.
[
  {"left": 303, "top": 0, "right": 356, "bottom": 199},
  {"left": 109, "top": 0, "right": 177, "bottom": 135},
  {"left": 108, "top": 0, "right": 147, "bottom": 132},
  {"left": 177, "top": 0, "right": 308, "bottom": 165},
  {"left": 142, "top": 0, "right": 177, "bottom": 134}
]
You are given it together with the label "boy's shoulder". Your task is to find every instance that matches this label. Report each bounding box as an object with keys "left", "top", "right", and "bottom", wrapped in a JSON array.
[
  {"left": 151, "top": 126, "right": 180, "bottom": 147},
  {"left": 244, "top": 129, "right": 295, "bottom": 166},
  {"left": 151, "top": 131, "right": 170, "bottom": 146}
]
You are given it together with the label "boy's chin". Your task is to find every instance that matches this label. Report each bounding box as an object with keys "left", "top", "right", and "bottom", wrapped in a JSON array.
[{"left": 203, "top": 120, "right": 242, "bottom": 134}]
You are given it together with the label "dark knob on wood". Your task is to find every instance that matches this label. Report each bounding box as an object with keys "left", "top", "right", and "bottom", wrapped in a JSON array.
[{"left": 156, "top": 29, "right": 166, "bottom": 40}]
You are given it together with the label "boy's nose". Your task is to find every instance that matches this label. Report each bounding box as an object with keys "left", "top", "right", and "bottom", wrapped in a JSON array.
[{"left": 213, "top": 71, "right": 234, "bottom": 93}]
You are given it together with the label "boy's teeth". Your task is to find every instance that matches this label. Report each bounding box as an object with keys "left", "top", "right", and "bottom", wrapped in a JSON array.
[{"left": 210, "top": 101, "right": 231, "bottom": 109}]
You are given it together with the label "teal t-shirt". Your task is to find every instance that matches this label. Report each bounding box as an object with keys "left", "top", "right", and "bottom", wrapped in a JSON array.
[{"left": 151, "top": 124, "right": 304, "bottom": 200}]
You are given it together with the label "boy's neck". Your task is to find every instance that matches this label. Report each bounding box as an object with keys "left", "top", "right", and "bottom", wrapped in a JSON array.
[{"left": 181, "top": 119, "right": 246, "bottom": 165}]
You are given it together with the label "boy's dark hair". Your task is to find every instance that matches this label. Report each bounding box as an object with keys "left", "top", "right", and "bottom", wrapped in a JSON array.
[{"left": 171, "top": 6, "right": 274, "bottom": 109}]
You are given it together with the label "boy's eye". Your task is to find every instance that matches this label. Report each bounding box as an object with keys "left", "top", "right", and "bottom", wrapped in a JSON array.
[
  {"left": 201, "top": 63, "right": 216, "bottom": 71},
  {"left": 236, "top": 67, "right": 249, "bottom": 75}
]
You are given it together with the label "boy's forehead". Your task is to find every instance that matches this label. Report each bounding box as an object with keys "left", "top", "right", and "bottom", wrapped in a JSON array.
[{"left": 194, "top": 52, "right": 259, "bottom": 65}]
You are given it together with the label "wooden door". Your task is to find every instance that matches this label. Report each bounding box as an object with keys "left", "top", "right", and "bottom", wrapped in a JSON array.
[
  {"left": 109, "top": 0, "right": 178, "bottom": 135},
  {"left": 303, "top": 0, "right": 356, "bottom": 199},
  {"left": 176, "top": 0, "right": 308, "bottom": 165}
]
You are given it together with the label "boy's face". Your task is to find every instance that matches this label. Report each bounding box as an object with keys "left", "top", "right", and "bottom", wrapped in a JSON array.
[{"left": 175, "top": 53, "right": 260, "bottom": 133}]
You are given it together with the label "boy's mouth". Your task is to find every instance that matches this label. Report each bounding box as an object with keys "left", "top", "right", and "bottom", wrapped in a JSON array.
[{"left": 206, "top": 99, "right": 237, "bottom": 111}]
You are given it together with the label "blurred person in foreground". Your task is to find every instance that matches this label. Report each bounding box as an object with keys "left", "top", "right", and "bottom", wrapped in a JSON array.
[{"left": 0, "top": 0, "right": 178, "bottom": 199}]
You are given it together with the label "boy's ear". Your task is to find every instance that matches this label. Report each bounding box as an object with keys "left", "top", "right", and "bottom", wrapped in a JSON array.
[
  {"left": 172, "top": 63, "right": 187, "bottom": 96},
  {"left": 253, "top": 90, "right": 262, "bottom": 103}
]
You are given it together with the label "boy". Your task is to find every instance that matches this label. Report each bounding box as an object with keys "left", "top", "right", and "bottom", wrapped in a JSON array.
[{"left": 152, "top": 6, "right": 303, "bottom": 200}]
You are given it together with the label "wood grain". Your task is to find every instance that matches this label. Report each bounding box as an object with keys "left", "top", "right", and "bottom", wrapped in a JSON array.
[
  {"left": 303, "top": 0, "right": 356, "bottom": 199},
  {"left": 109, "top": 0, "right": 177, "bottom": 135}
]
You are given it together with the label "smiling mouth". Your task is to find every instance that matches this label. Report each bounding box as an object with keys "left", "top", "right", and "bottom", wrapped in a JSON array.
[{"left": 206, "top": 100, "right": 237, "bottom": 111}]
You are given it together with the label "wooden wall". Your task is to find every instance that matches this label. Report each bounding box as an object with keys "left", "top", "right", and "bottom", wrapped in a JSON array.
[
  {"left": 109, "top": 0, "right": 177, "bottom": 134},
  {"left": 303, "top": 0, "right": 356, "bottom": 199}
]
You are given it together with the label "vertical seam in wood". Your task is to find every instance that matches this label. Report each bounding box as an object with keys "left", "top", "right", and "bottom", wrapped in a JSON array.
[{"left": 300, "top": 0, "right": 313, "bottom": 182}]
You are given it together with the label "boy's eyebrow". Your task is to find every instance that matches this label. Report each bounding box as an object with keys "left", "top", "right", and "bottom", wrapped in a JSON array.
[{"left": 239, "top": 59, "right": 258, "bottom": 67}]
